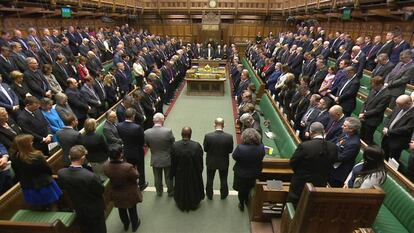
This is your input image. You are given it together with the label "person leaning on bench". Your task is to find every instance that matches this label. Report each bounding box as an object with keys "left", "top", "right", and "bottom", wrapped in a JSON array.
[{"left": 58, "top": 145, "right": 106, "bottom": 233}]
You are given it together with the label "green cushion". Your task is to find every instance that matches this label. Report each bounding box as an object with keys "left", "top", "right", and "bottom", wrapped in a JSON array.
[
  {"left": 359, "top": 74, "right": 371, "bottom": 96},
  {"left": 352, "top": 98, "right": 364, "bottom": 117},
  {"left": 381, "top": 176, "right": 414, "bottom": 233},
  {"left": 399, "top": 150, "right": 411, "bottom": 174},
  {"left": 103, "top": 63, "right": 113, "bottom": 74},
  {"left": 285, "top": 202, "right": 295, "bottom": 219},
  {"left": 96, "top": 121, "right": 106, "bottom": 143},
  {"left": 259, "top": 95, "right": 297, "bottom": 158},
  {"left": 374, "top": 205, "right": 409, "bottom": 233},
  {"left": 11, "top": 210, "right": 76, "bottom": 227},
  {"left": 257, "top": 107, "right": 280, "bottom": 157},
  {"left": 327, "top": 59, "right": 335, "bottom": 68}
]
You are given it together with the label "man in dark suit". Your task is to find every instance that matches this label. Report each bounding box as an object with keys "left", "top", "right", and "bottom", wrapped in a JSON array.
[
  {"left": 60, "top": 37, "right": 75, "bottom": 60},
  {"left": 320, "top": 41, "right": 331, "bottom": 61},
  {"left": 116, "top": 95, "right": 133, "bottom": 123},
  {"left": 103, "top": 110, "right": 123, "bottom": 146},
  {"left": 350, "top": 46, "right": 366, "bottom": 79},
  {"left": 66, "top": 26, "right": 80, "bottom": 55},
  {"left": 334, "top": 66, "right": 360, "bottom": 116},
  {"left": 0, "top": 47, "right": 16, "bottom": 84},
  {"left": 335, "top": 45, "right": 351, "bottom": 68},
  {"left": 376, "top": 32, "right": 394, "bottom": 58},
  {"left": 141, "top": 84, "right": 157, "bottom": 130},
  {"left": 301, "top": 52, "right": 316, "bottom": 78},
  {"left": 11, "top": 29, "right": 28, "bottom": 51},
  {"left": 390, "top": 34, "right": 410, "bottom": 65},
  {"left": 329, "top": 117, "right": 361, "bottom": 187},
  {"left": 80, "top": 76, "right": 102, "bottom": 118},
  {"left": 289, "top": 47, "right": 304, "bottom": 78},
  {"left": 24, "top": 57, "right": 52, "bottom": 99},
  {"left": 288, "top": 122, "right": 337, "bottom": 206},
  {"left": 38, "top": 41, "right": 54, "bottom": 65},
  {"left": 58, "top": 145, "right": 106, "bottom": 233},
  {"left": 384, "top": 49, "right": 414, "bottom": 108},
  {"left": 65, "top": 78, "right": 90, "bottom": 129},
  {"left": 24, "top": 41, "right": 42, "bottom": 67},
  {"left": 53, "top": 54, "right": 70, "bottom": 90},
  {"left": 17, "top": 96, "right": 52, "bottom": 156},
  {"left": 115, "top": 62, "right": 131, "bottom": 98},
  {"left": 116, "top": 108, "right": 147, "bottom": 190},
  {"left": 372, "top": 53, "right": 394, "bottom": 78},
  {"left": 365, "top": 35, "right": 383, "bottom": 70},
  {"left": 326, "top": 105, "right": 346, "bottom": 143},
  {"left": 359, "top": 76, "right": 391, "bottom": 145},
  {"left": 381, "top": 95, "right": 414, "bottom": 160},
  {"left": 79, "top": 38, "right": 90, "bottom": 58},
  {"left": 144, "top": 113, "right": 175, "bottom": 196},
  {"left": 10, "top": 42, "right": 27, "bottom": 72},
  {"left": 56, "top": 114, "right": 81, "bottom": 167},
  {"left": 0, "top": 71, "right": 18, "bottom": 109},
  {"left": 309, "top": 60, "right": 328, "bottom": 94},
  {"left": 203, "top": 118, "right": 234, "bottom": 200}
]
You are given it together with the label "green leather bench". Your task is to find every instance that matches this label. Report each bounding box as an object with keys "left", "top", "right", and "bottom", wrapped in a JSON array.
[
  {"left": 95, "top": 120, "right": 106, "bottom": 143},
  {"left": 10, "top": 210, "right": 76, "bottom": 227},
  {"left": 241, "top": 58, "right": 266, "bottom": 100},
  {"left": 373, "top": 175, "right": 414, "bottom": 233},
  {"left": 258, "top": 94, "right": 297, "bottom": 158},
  {"left": 359, "top": 73, "right": 371, "bottom": 96}
]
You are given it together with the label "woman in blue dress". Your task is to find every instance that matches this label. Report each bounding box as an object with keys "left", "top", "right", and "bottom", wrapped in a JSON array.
[
  {"left": 40, "top": 98, "right": 65, "bottom": 142},
  {"left": 10, "top": 134, "right": 62, "bottom": 209}
]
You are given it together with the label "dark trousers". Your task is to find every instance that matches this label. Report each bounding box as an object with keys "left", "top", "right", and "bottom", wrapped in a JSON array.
[
  {"left": 238, "top": 190, "right": 250, "bottom": 205},
  {"left": 127, "top": 156, "right": 146, "bottom": 188},
  {"left": 153, "top": 166, "right": 173, "bottom": 194},
  {"left": 407, "top": 152, "right": 414, "bottom": 182},
  {"left": 382, "top": 136, "right": 405, "bottom": 161},
  {"left": 118, "top": 205, "right": 139, "bottom": 229},
  {"left": 77, "top": 212, "right": 106, "bottom": 233},
  {"left": 360, "top": 122, "right": 377, "bottom": 145},
  {"left": 206, "top": 168, "right": 228, "bottom": 198}
]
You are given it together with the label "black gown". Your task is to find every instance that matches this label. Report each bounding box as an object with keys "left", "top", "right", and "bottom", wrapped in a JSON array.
[{"left": 171, "top": 139, "right": 205, "bottom": 211}]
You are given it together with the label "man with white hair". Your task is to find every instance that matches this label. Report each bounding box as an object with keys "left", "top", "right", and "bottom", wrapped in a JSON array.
[
  {"left": 79, "top": 38, "right": 90, "bottom": 57},
  {"left": 350, "top": 45, "right": 366, "bottom": 79},
  {"left": 144, "top": 112, "right": 175, "bottom": 196}
]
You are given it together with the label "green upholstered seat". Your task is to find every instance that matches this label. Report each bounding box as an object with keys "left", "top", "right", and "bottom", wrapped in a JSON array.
[
  {"left": 359, "top": 74, "right": 371, "bottom": 96},
  {"left": 96, "top": 120, "right": 106, "bottom": 143},
  {"left": 352, "top": 98, "right": 364, "bottom": 117},
  {"left": 373, "top": 176, "right": 414, "bottom": 233},
  {"left": 327, "top": 58, "right": 335, "bottom": 68},
  {"left": 398, "top": 150, "right": 411, "bottom": 174},
  {"left": 103, "top": 63, "right": 113, "bottom": 74},
  {"left": 259, "top": 95, "right": 297, "bottom": 158},
  {"left": 11, "top": 210, "right": 76, "bottom": 227}
]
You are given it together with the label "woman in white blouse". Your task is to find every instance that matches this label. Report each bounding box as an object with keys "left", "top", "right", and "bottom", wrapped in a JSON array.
[{"left": 344, "top": 146, "right": 387, "bottom": 189}]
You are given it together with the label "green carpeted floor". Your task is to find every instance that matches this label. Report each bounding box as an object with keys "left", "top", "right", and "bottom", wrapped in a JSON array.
[{"left": 106, "top": 79, "right": 250, "bottom": 233}]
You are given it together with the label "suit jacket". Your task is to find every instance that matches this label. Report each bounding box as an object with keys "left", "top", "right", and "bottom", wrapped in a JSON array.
[
  {"left": 65, "top": 87, "right": 89, "bottom": 120},
  {"left": 301, "top": 59, "right": 316, "bottom": 77},
  {"left": 79, "top": 44, "right": 90, "bottom": 57},
  {"left": 336, "top": 52, "right": 351, "bottom": 67},
  {"left": 351, "top": 52, "right": 366, "bottom": 79},
  {"left": 326, "top": 116, "right": 346, "bottom": 143},
  {"left": 386, "top": 61, "right": 414, "bottom": 97},
  {"left": 288, "top": 138, "right": 337, "bottom": 203},
  {"left": 309, "top": 68, "right": 328, "bottom": 94},
  {"left": 10, "top": 52, "right": 27, "bottom": 72},
  {"left": 81, "top": 132, "right": 108, "bottom": 163},
  {"left": 362, "top": 88, "right": 391, "bottom": 127},
  {"left": 383, "top": 107, "right": 414, "bottom": 150},
  {"left": 376, "top": 41, "right": 394, "bottom": 57},
  {"left": 103, "top": 160, "right": 141, "bottom": 208},
  {"left": 115, "top": 70, "right": 131, "bottom": 95},
  {"left": 232, "top": 144, "right": 265, "bottom": 179},
  {"left": 39, "top": 49, "right": 54, "bottom": 65},
  {"left": 23, "top": 69, "right": 51, "bottom": 99},
  {"left": 337, "top": 77, "right": 360, "bottom": 114},
  {"left": 0, "top": 55, "right": 16, "bottom": 84},
  {"left": 56, "top": 126, "right": 81, "bottom": 166},
  {"left": 372, "top": 61, "right": 394, "bottom": 78},
  {"left": 0, "top": 83, "right": 19, "bottom": 110},
  {"left": 390, "top": 41, "right": 410, "bottom": 64},
  {"left": 53, "top": 63, "right": 70, "bottom": 90},
  {"left": 80, "top": 84, "right": 101, "bottom": 117},
  {"left": 103, "top": 120, "right": 122, "bottom": 146},
  {"left": 0, "top": 118, "right": 21, "bottom": 149},
  {"left": 116, "top": 121, "right": 145, "bottom": 164},
  {"left": 203, "top": 130, "right": 234, "bottom": 170},
  {"left": 365, "top": 43, "right": 382, "bottom": 70},
  {"left": 58, "top": 167, "right": 105, "bottom": 216},
  {"left": 320, "top": 47, "right": 330, "bottom": 60},
  {"left": 17, "top": 109, "right": 51, "bottom": 145},
  {"left": 144, "top": 125, "right": 175, "bottom": 167},
  {"left": 331, "top": 133, "right": 361, "bottom": 184},
  {"left": 312, "top": 110, "right": 330, "bottom": 129}
]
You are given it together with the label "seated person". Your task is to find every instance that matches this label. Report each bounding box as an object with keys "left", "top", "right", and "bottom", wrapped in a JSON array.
[{"left": 40, "top": 98, "right": 65, "bottom": 142}]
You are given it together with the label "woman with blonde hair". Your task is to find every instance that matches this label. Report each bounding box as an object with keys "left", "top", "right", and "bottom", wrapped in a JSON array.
[
  {"left": 10, "top": 71, "right": 31, "bottom": 107},
  {"left": 103, "top": 74, "right": 119, "bottom": 107},
  {"left": 10, "top": 134, "right": 62, "bottom": 209}
]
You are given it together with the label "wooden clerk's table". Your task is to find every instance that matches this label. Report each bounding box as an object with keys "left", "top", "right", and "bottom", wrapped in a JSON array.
[{"left": 185, "top": 59, "right": 227, "bottom": 96}]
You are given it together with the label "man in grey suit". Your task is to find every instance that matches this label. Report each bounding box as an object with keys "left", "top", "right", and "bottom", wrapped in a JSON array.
[
  {"left": 103, "top": 110, "right": 123, "bottom": 146},
  {"left": 385, "top": 49, "right": 414, "bottom": 108},
  {"left": 144, "top": 112, "right": 175, "bottom": 196},
  {"left": 56, "top": 114, "right": 81, "bottom": 167},
  {"left": 203, "top": 118, "right": 234, "bottom": 199}
]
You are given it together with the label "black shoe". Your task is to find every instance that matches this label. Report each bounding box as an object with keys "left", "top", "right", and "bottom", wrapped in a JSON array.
[
  {"left": 207, "top": 195, "right": 213, "bottom": 200},
  {"left": 168, "top": 191, "right": 174, "bottom": 197},
  {"left": 123, "top": 223, "right": 129, "bottom": 231},
  {"left": 221, "top": 195, "right": 228, "bottom": 200},
  {"left": 238, "top": 203, "right": 244, "bottom": 211},
  {"left": 132, "top": 219, "right": 141, "bottom": 232},
  {"left": 140, "top": 182, "right": 148, "bottom": 191},
  {"left": 165, "top": 102, "right": 171, "bottom": 105}
]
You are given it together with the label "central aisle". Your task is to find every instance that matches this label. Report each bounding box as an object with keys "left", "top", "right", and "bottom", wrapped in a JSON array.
[{"left": 106, "top": 79, "right": 251, "bottom": 233}]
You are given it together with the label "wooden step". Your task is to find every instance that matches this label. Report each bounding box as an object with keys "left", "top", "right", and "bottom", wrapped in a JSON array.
[{"left": 251, "top": 221, "right": 274, "bottom": 233}]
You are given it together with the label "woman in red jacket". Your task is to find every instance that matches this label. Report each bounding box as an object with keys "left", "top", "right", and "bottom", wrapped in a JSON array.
[{"left": 77, "top": 56, "right": 89, "bottom": 83}]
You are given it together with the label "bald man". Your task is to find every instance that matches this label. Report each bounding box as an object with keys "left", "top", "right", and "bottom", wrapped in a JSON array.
[
  {"left": 381, "top": 95, "right": 414, "bottom": 160},
  {"left": 203, "top": 118, "right": 234, "bottom": 200},
  {"left": 325, "top": 105, "right": 346, "bottom": 143}
]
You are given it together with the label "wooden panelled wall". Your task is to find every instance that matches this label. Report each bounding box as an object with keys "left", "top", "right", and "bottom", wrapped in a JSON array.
[
  {"left": 320, "top": 20, "right": 414, "bottom": 42},
  {"left": 0, "top": 18, "right": 124, "bottom": 37},
  {"left": 141, "top": 20, "right": 289, "bottom": 44}
]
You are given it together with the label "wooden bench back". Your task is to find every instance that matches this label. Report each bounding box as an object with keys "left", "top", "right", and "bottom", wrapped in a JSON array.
[{"left": 284, "top": 183, "right": 385, "bottom": 233}]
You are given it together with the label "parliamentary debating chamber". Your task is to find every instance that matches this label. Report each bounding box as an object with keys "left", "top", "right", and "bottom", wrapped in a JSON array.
[{"left": 0, "top": 0, "right": 414, "bottom": 232}]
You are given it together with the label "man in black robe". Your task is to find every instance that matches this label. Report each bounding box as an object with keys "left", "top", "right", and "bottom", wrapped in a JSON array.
[{"left": 171, "top": 127, "right": 205, "bottom": 211}]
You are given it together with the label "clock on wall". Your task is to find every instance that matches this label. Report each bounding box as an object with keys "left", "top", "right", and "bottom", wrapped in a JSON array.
[{"left": 209, "top": 0, "right": 217, "bottom": 8}]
